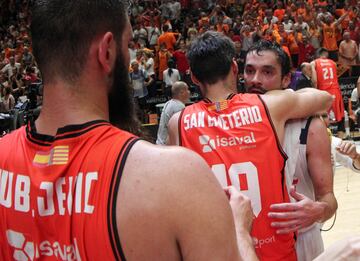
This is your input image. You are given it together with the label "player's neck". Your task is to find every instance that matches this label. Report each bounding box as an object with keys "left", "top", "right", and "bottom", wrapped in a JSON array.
[
  {"left": 203, "top": 80, "right": 237, "bottom": 102},
  {"left": 35, "top": 80, "right": 108, "bottom": 136}
]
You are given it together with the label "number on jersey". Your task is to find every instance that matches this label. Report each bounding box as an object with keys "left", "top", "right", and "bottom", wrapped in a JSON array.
[
  {"left": 211, "top": 162, "right": 262, "bottom": 217},
  {"left": 322, "top": 67, "right": 334, "bottom": 80}
]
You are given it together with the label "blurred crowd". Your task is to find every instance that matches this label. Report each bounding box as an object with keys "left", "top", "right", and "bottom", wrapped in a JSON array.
[{"left": 0, "top": 0, "right": 359, "bottom": 121}]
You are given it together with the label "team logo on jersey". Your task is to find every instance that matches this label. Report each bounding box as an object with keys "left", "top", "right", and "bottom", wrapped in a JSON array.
[
  {"left": 6, "top": 229, "right": 81, "bottom": 260},
  {"left": 199, "top": 133, "right": 256, "bottom": 153},
  {"left": 199, "top": 135, "right": 216, "bottom": 153},
  {"left": 6, "top": 230, "right": 35, "bottom": 261},
  {"left": 33, "top": 146, "right": 69, "bottom": 167}
]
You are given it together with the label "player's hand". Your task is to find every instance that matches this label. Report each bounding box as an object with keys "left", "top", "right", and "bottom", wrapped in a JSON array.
[
  {"left": 314, "top": 236, "right": 360, "bottom": 261},
  {"left": 268, "top": 186, "right": 323, "bottom": 234},
  {"left": 224, "top": 186, "right": 254, "bottom": 234},
  {"left": 336, "top": 140, "right": 359, "bottom": 160}
]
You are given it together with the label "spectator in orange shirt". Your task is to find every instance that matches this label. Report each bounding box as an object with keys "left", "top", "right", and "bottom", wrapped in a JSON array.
[
  {"left": 318, "top": 12, "right": 350, "bottom": 61},
  {"left": 157, "top": 43, "right": 172, "bottom": 81},
  {"left": 157, "top": 24, "right": 181, "bottom": 53},
  {"left": 274, "top": 2, "right": 285, "bottom": 22}
]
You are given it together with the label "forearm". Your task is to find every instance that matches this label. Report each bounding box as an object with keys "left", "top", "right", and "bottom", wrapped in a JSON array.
[
  {"left": 236, "top": 230, "right": 258, "bottom": 261},
  {"left": 315, "top": 193, "right": 338, "bottom": 223},
  {"left": 296, "top": 88, "right": 332, "bottom": 114}
]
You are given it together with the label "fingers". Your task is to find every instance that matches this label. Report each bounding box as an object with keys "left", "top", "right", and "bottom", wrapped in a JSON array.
[
  {"left": 268, "top": 211, "right": 298, "bottom": 219},
  {"left": 270, "top": 202, "right": 299, "bottom": 211},
  {"left": 289, "top": 186, "right": 305, "bottom": 201},
  {"left": 274, "top": 225, "right": 302, "bottom": 235},
  {"left": 271, "top": 219, "right": 299, "bottom": 228},
  {"left": 337, "top": 140, "right": 357, "bottom": 157},
  {"left": 224, "top": 186, "right": 239, "bottom": 198}
]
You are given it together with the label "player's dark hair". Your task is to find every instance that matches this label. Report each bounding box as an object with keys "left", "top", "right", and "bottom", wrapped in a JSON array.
[
  {"left": 187, "top": 31, "right": 236, "bottom": 85},
  {"left": 245, "top": 40, "right": 291, "bottom": 78},
  {"left": 31, "top": 0, "right": 129, "bottom": 84}
]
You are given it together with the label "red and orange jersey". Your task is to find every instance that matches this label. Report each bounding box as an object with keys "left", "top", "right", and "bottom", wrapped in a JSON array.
[
  {"left": 179, "top": 94, "right": 296, "bottom": 261},
  {"left": 0, "top": 120, "right": 138, "bottom": 261},
  {"left": 315, "top": 58, "right": 344, "bottom": 121}
]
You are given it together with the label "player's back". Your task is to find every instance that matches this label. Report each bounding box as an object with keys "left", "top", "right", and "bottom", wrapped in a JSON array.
[
  {"left": 178, "top": 93, "right": 296, "bottom": 261},
  {"left": 0, "top": 120, "right": 137, "bottom": 260},
  {"left": 315, "top": 58, "right": 339, "bottom": 90}
]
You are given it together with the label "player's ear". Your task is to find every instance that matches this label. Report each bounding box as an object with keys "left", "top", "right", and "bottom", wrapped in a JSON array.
[
  {"left": 97, "top": 32, "right": 116, "bottom": 75},
  {"left": 281, "top": 73, "right": 291, "bottom": 89},
  {"left": 232, "top": 58, "right": 239, "bottom": 76},
  {"left": 190, "top": 70, "right": 200, "bottom": 86}
]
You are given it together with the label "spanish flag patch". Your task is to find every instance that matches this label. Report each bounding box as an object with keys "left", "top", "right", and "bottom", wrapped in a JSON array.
[{"left": 33, "top": 146, "right": 69, "bottom": 167}]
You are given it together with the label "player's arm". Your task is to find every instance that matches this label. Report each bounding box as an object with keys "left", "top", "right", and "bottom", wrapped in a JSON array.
[
  {"left": 117, "top": 142, "right": 258, "bottom": 260},
  {"left": 310, "top": 61, "right": 318, "bottom": 88},
  {"left": 269, "top": 118, "right": 337, "bottom": 233},
  {"left": 167, "top": 111, "right": 181, "bottom": 145},
  {"left": 305, "top": 118, "right": 337, "bottom": 222},
  {"left": 264, "top": 88, "right": 332, "bottom": 123}
]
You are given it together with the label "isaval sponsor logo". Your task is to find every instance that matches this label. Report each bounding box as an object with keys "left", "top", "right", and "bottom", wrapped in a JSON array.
[
  {"left": 6, "top": 229, "right": 81, "bottom": 261},
  {"left": 199, "top": 132, "right": 256, "bottom": 153}
]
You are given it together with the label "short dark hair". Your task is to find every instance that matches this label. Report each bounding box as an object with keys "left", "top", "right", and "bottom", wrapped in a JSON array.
[
  {"left": 187, "top": 31, "right": 235, "bottom": 85},
  {"left": 245, "top": 40, "right": 290, "bottom": 78},
  {"left": 316, "top": 47, "right": 329, "bottom": 59},
  {"left": 31, "top": 0, "right": 129, "bottom": 84}
]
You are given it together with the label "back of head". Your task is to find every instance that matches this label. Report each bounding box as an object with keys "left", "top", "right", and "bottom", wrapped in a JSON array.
[
  {"left": 163, "top": 24, "right": 169, "bottom": 32},
  {"left": 246, "top": 40, "right": 290, "bottom": 78},
  {"left": 171, "top": 81, "right": 187, "bottom": 98},
  {"left": 187, "top": 31, "right": 235, "bottom": 85},
  {"left": 315, "top": 47, "right": 328, "bottom": 59},
  {"left": 31, "top": 0, "right": 128, "bottom": 84},
  {"left": 300, "top": 62, "right": 311, "bottom": 76}
]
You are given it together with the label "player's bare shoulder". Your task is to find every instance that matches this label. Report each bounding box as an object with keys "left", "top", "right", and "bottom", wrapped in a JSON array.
[{"left": 116, "top": 140, "right": 236, "bottom": 260}]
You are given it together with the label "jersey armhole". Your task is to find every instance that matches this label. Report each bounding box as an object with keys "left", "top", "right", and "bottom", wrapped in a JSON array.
[
  {"left": 178, "top": 109, "right": 185, "bottom": 146},
  {"left": 299, "top": 117, "right": 313, "bottom": 145},
  {"left": 107, "top": 137, "right": 140, "bottom": 261}
]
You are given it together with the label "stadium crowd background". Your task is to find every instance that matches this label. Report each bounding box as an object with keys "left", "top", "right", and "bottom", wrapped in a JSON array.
[{"left": 0, "top": 0, "right": 359, "bottom": 138}]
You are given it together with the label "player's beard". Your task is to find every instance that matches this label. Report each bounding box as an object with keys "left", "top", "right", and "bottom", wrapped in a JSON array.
[
  {"left": 245, "top": 85, "right": 267, "bottom": 94},
  {"left": 108, "top": 52, "right": 142, "bottom": 136}
]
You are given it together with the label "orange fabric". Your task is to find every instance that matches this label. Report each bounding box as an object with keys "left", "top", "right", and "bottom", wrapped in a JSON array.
[
  {"left": 297, "top": 8, "right": 306, "bottom": 16},
  {"left": 0, "top": 121, "right": 137, "bottom": 261},
  {"left": 274, "top": 9, "right": 285, "bottom": 21},
  {"left": 315, "top": 58, "right": 344, "bottom": 121},
  {"left": 216, "top": 23, "right": 230, "bottom": 33},
  {"left": 282, "top": 45, "right": 291, "bottom": 58},
  {"left": 179, "top": 94, "right": 296, "bottom": 261},
  {"left": 303, "top": 10, "right": 313, "bottom": 22},
  {"left": 157, "top": 32, "right": 177, "bottom": 53},
  {"left": 4, "top": 48, "right": 14, "bottom": 59},
  {"left": 158, "top": 50, "right": 171, "bottom": 80},
  {"left": 288, "top": 33, "right": 301, "bottom": 54},
  {"left": 322, "top": 24, "right": 338, "bottom": 51}
]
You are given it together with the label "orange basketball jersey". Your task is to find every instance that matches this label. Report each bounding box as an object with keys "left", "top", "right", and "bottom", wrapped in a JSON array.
[
  {"left": 315, "top": 58, "right": 345, "bottom": 121},
  {"left": 0, "top": 120, "right": 138, "bottom": 260},
  {"left": 179, "top": 94, "right": 296, "bottom": 261}
]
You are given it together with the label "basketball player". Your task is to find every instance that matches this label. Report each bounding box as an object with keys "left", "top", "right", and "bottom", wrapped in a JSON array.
[
  {"left": 244, "top": 42, "right": 337, "bottom": 260},
  {"left": 311, "top": 48, "right": 345, "bottom": 133},
  {"left": 0, "top": 1, "right": 258, "bottom": 260},
  {"left": 168, "top": 36, "right": 333, "bottom": 260}
]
